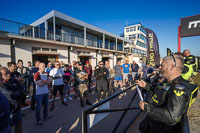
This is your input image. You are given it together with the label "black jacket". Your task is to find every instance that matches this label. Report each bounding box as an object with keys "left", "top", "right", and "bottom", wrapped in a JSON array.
[
  {"left": 142, "top": 76, "right": 192, "bottom": 133},
  {"left": 94, "top": 66, "right": 108, "bottom": 81},
  {"left": 3, "top": 78, "right": 24, "bottom": 113}
]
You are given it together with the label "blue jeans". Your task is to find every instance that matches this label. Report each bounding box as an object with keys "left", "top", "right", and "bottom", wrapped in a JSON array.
[
  {"left": 35, "top": 93, "right": 49, "bottom": 121},
  {"left": 64, "top": 83, "right": 71, "bottom": 97}
]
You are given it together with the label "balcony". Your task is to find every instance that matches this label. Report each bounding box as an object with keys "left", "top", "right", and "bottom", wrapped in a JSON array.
[
  {"left": 86, "top": 38, "right": 102, "bottom": 48},
  {"left": 0, "top": 18, "right": 125, "bottom": 52}
]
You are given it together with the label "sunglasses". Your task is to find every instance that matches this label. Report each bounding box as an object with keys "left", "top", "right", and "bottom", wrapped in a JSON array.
[
  {"left": 55, "top": 64, "right": 60, "bottom": 66},
  {"left": 171, "top": 55, "right": 176, "bottom": 67},
  {"left": 99, "top": 64, "right": 104, "bottom": 65},
  {"left": 2, "top": 72, "right": 10, "bottom": 75}
]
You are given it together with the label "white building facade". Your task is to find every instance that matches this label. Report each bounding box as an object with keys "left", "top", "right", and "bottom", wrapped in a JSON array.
[
  {"left": 122, "top": 23, "right": 147, "bottom": 66},
  {"left": 0, "top": 10, "right": 132, "bottom": 68}
]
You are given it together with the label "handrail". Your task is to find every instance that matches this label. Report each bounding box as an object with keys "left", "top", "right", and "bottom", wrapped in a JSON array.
[
  {"left": 85, "top": 85, "right": 135, "bottom": 113},
  {"left": 0, "top": 18, "right": 125, "bottom": 51},
  {"left": 0, "top": 18, "right": 31, "bottom": 26},
  {"left": 82, "top": 84, "right": 141, "bottom": 133},
  {"left": 89, "top": 107, "right": 140, "bottom": 114}
]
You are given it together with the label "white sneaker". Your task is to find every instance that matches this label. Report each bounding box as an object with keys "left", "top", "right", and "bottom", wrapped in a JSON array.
[
  {"left": 64, "top": 98, "right": 67, "bottom": 102},
  {"left": 119, "top": 95, "right": 122, "bottom": 99},
  {"left": 68, "top": 97, "right": 72, "bottom": 101}
]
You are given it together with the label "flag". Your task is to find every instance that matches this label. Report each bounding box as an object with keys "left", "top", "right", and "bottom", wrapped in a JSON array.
[
  {"left": 146, "top": 28, "right": 160, "bottom": 68},
  {"left": 167, "top": 48, "right": 172, "bottom": 56}
]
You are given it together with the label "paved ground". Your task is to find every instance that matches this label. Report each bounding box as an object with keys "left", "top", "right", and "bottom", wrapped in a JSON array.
[
  {"left": 11, "top": 86, "right": 141, "bottom": 133},
  {"left": 11, "top": 73, "right": 200, "bottom": 133},
  {"left": 187, "top": 73, "right": 200, "bottom": 133}
]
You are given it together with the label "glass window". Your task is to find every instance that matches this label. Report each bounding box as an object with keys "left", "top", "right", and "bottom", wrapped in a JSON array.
[
  {"left": 32, "top": 47, "right": 40, "bottom": 51},
  {"left": 133, "top": 26, "right": 136, "bottom": 31},
  {"left": 138, "top": 34, "right": 146, "bottom": 41},
  {"left": 126, "top": 28, "right": 129, "bottom": 32},
  {"left": 129, "top": 34, "right": 136, "bottom": 39},
  {"left": 130, "top": 27, "right": 133, "bottom": 32},
  {"left": 42, "top": 48, "right": 50, "bottom": 51},
  {"left": 39, "top": 23, "right": 45, "bottom": 29},
  {"left": 48, "top": 23, "right": 53, "bottom": 32},
  {"left": 56, "top": 25, "right": 61, "bottom": 35},
  {"left": 51, "top": 48, "right": 57, "bottom": 52},
  {"left": 140, "top": 26, "right": 146, "bottom": 34}
]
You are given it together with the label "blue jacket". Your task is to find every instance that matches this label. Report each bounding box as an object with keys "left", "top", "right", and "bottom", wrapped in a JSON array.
[{"left": 0, "top": 91, "right": 10, "bottom": 129}]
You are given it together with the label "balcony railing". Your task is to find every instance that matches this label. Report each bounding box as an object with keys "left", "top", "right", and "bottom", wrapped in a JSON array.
[
  {"left": 117, "top": 44, "right": 123, "bottom": 51},
  {"left": 0, "top": 18, "right": 124, "bottom": 51},
  {"left": 0, "top": 18, "right": 33, "bottom": 37},
  {"left": 86, "top": 38, "right": 102, "bottom": 48},
  {"left": 61, "top": 33, "right": 84, "bottom": 45}
]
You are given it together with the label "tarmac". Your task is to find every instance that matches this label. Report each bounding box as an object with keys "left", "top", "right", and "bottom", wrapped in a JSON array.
[{"left": 187, "top": 73, "right": 200, "bottom": 133}]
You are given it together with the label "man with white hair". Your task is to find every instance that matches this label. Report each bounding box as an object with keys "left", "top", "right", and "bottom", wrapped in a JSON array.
[
  {"left": 137, "top": 55, "right": 195, "bottom": 133},
  {"left": 34, "top": 63, "right": 52, "bottom": 125}
]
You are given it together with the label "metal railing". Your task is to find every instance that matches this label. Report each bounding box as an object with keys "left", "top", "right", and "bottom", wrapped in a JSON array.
[
  {"left": 62, "top": 33, "right": 84, "bottom": 45},
  {"left": 0, "top": 18, "right": 33, "bottom": 37},
  {"left": 86, "top": 38, "right": 103, "bottom": 48},
  {"left": 110, "top": 42, "right": 116, "bottom": 50},
  {"left": 82, "top": 84, "right": 142, "bottom": 133},
  {"left": 117, "top": 44, "right": 123, "bottom": 51},
  {"left": 0, "top": 18, "right": 125, "bottom": 51}
]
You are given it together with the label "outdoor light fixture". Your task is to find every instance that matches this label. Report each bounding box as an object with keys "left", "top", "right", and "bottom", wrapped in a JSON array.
[
  {"left": 70, "top": 46, "right": 73, "bottom": 51},
  {"left": 11, "top": 38, "right": 15, "bottom": 45}
]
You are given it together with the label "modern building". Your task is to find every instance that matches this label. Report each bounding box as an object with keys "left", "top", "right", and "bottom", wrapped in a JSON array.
[
  {"left": 121, "top": 23, "right": 147, "bottom": 66},
  {"left": 0, "top": 10, "right": 132, "bottom": 68}
]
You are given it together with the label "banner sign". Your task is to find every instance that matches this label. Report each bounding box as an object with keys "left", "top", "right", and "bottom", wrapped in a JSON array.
[
  {"left": 146, "top": 28, "right": 160, "bottom": 68},
  {"left": 180, "top": 14, "right": 200, "bottom": 37},
  {"left": 167, "top": 48, "right": 172, "bottom": 56}
]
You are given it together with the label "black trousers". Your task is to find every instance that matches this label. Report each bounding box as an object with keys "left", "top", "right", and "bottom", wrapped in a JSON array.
[
  {"left": 31, "top": 83, "right": 36, "bottom": 109},
  {"left": 96, "top": 80, "right": 108, "bottom": 100},
  {"left": 88, "top": 75, "right": 92, "bottom": 92}
]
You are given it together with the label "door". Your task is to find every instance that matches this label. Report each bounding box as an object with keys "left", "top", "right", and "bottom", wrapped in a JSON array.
[
  {"left": 79, "top": 56, "right": 90, "bottom": 66},
  {"left": 102, "top": 57, "right": 109, "bottom": 64},
  {"left": 32, "top": 54, "right": 57, "bottom": 65},
  {"left": 117, "top": 58, "right": 122, "bottom": 64}
]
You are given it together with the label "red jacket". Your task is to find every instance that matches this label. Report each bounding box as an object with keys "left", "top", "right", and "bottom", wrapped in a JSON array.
[{"left": 84, "top": 65, "right": 92, "bottom": 75}]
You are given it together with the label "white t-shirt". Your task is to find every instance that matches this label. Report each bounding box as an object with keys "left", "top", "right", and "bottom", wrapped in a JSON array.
[
  {"left": 49, "top": 68, "right": 65, "bottom": 85},
  {"left": 34, "top": 72, "right": 49, "bottom": 95}
]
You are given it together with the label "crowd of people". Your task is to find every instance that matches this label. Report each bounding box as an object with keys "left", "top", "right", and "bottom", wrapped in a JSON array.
[
  {"left": 0, "top": 57, "right": 152, "bottom": 133},
  {"left": 0, "top": 49, "right": 199, "bottom": 133}
]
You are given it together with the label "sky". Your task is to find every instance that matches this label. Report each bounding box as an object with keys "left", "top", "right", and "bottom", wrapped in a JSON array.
[{"left": 1, "top": 0, "right": 200, "bottom": 57}]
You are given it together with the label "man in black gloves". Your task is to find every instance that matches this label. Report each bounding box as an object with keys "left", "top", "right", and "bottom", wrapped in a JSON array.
[{"left": 137, "top": 55, "right": 197, "bottom": 133}]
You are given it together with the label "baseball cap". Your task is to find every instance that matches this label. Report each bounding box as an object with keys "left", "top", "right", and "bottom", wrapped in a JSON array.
[{"left": 86, "top": 61, "right": 89, "bottom": 64}]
